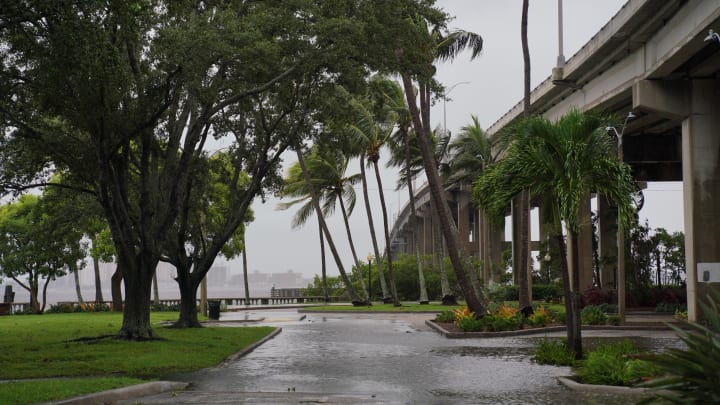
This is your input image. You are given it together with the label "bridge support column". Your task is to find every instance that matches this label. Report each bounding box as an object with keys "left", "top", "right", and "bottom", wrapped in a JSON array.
[
  {"left": 597, "top": 196, "right": 618, "bottom": 289},
  {"left": 457, "top": 190, "right": 472, "bottom": 254},
  {"left": 682, "top": 78, "right": 720, "bottom": 322},
  {"left": 567, "top": 195, "right": 594, "bottom": 292}
]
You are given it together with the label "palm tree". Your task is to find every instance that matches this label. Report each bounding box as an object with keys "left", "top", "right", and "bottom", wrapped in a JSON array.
[
  {"left": 473, "top": 109, "right": 636, "bottom": 359},
  {"left": 375, "top": 77, "right": 430, "bottom": 304},
  {"left": 389, "top": 127, "right": 456, "bottom": 303},
  {"left": 515, "top": 0, "right": 533, "bottom": 311},
  {"left": 346, "top": 98, "right": 400, "bottom": 306},
  {"left": 292, "top": 146, "right": 367, "bottom": 305},
  {"left": 280, "top": 146, "right": 370, "bottom": 303},
  {"left": 398, "top": 18, "right": 488, "bottom": 315},
  {"left": 448, "top": 116, "right": 497, "bottom": 285}
]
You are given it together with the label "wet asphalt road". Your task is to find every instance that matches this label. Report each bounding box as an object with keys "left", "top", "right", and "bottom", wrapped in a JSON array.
[{"left": 121, "top": 310, "right": 681, "bottom": 404}]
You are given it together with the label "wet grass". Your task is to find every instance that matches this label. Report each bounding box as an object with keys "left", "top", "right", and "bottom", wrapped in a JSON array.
[
  {"left": 0, "top": 376, "right": 146, "bottom": 405},
  {"left": 0, "top": 312, "right": 275, "bottom": 404}
]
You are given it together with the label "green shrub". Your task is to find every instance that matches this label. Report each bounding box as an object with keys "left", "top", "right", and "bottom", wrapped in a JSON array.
[
  {"left": 640, "top": 291, "right": 720, "bottom": 403},
  {"left": 581, "top": 305, "right": 608, "bottom": 325},
  {"left": 553, "top": 309, "right": 566, "bottom": 324},
  {"left": 456, "top": 316, "right": 485, "bottom": 332},
  {"left": 533, "top": 284, "right": 562, "bottom": 302},
  {"left": 533, "top": 338, "right": 576, "bottom": 366},
  {"left": 435, "top": 310, "right": 455, "bottom": 323},
  {"left": 577, "top": 340, "right": 645, "bottom": 386},
  {"left": 621, "top": 359, "right": 659, "bottom": 384},
  {"left": 607, "top": 315, "right": 621, "bottom": 326}
]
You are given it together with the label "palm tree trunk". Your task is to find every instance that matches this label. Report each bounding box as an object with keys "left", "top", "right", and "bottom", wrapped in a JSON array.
[
  {"left": 338, "top": 197, "right": 369, "bottom": 299},
  {"left": 242, "top": 236, "right": 250, "bottom": 304},
  {"left": 431, "top": 198, "right": 453, "bottom": 302},
  {"left": 373, "top": 161, "right": 400, "bottom": 306},
  {"left": 360, "top": 153, "right": 389, "bottom": 299},
  {"left": 296, "top": 149, "right": 365, "bottom": 304},
  {"left": 319, "top": 219, "right": 329, "bottom": 302},
  {"left": 401, "top": 74, "right": 486, "bottom": 315},
  {"left": 569, "top": 231, "right": 583, "bottom": 359},
  {"left": 93, "top": 258, "right": 104, "bottom": 304},
  {"left": 516, "top": 0, "right": 532, "bottom": 310},
  {"left": 404, "top": 132, "right": 428, "bottom": 303}
]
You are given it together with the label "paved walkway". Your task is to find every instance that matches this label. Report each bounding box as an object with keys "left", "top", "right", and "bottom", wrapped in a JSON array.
[{"left": 106, "top": 309, "right": 681, "bottom": 405}]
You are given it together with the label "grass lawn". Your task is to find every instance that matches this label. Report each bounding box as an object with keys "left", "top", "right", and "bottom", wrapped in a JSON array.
[{"left": 0, "top": 312, "right": 275, "bottom": 405}]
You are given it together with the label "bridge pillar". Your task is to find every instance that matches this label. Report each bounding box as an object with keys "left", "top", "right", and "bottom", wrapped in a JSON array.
[
  {"left": 566, "top": 196, "right": 594, "bottom": 292},
  {"left": 456, "top": 190, "right": 473, "bottom": 254},
  {"left": 597, "top": 196, "right": 618, "bottom": 289},
  {"left": 682, "top": 78, "right": 720, "bottom": 322}
]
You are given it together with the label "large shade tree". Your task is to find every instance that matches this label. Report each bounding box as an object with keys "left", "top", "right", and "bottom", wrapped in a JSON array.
[
  {"left": 0, "top": 1, "right": 439, "bottom": 337},
  {"left": 474, "top": 109, "right": 636, "bottom": 358}
]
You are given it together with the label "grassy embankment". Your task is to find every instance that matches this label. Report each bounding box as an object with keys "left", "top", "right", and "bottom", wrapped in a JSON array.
[{"left": 0, "top": 312, "right": 275, "bottom": 404}]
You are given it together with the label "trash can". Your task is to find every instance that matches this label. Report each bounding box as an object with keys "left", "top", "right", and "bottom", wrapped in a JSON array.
[{"left": 208, "top": 300, "right": 221, "bottom": 320}]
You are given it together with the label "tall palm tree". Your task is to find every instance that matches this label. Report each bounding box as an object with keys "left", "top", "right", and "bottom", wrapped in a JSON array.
[
  {"left": 279, "top": 147, "right": 370, "bottom": 301},
  {"left": 389, "top": 127, "right": 456, "bottom": 302},
  {"left": 292, "top": 146, "right": 367, "bottom": 304},
  {"left": 473, "top": 109, "right": 636, "bottom": 359},
  {"left": 515, "top": 0, "right": 533, "bottom": 310},
  {"left": 346, "top": 99, "right": 400, "bottom": 306},
  {"left": 448, "top": 116, "right": 497, "bottom": 285},
  {"left": 376, "top": 77, "right": 430, "bottom": 304},
  {"left": 398, "top": 18, "right": 488, "bottom": 315}
]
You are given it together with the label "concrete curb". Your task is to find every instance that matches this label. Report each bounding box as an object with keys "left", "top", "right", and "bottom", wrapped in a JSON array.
[
  {"left": 425, "top": 320, "right": 678, "bottom": 338},
  {"left": 42, "top": 381, "right": 189, "bottom": 405},
  {"left": 557, "top": 376, "right": 671, "bottom": 397},
  {"left": 221, "top": 327, "right": 283, "bottom": 364}
]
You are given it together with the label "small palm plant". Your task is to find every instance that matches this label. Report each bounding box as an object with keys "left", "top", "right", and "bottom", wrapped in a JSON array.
[{"left": 639, "top": 291, "right": 720, "bottom": 404}]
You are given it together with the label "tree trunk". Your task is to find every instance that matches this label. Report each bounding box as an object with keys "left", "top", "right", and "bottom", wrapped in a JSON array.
[
  {"left": 339, "top": 197, "right": 369, "bottom": 299},
  {"left": 373, "top": 161, "right": 400, "bottom": 306},
  {"left": 516, "top": 0, "right": 533, "bottom": 310},
  {"left": 93, "top": 258, "right": 104, "bottom": 304},
  {"left": 152, "top": 272, "right": 160, "bottom": 306},
  {"left": 72, "top": 262, "right": 85, "bottom": 306},
  {"left": 569, "top": 231, "right": 583, "bottom": 358},
  {"left": 405, "top": 132, "right": 428, "bottom": 304},
  {"left": 432, "top": 199, "right": 453, "bottom": 302},
  {"left": 400, "top": 74, "right": 486, "bottom": 315},
  {"left": 296, "top": 149, "right": 365, "bottom": 304},
  {"left": 174, "top": 266, "right": 202, "bottom": 328},
  {"left": 360, "top": 154, "right": 389, "bottom": 299},
  {"left": 513, "top": 192, "right": 532, "bottom": 309},
  {"left": 319, "top": 219, "right": 329, "bottom": 302},
  {"left": 41, "top": 275, "right": 51, "bottom": 313},
  {"left": 111, "top": 265, "right": 123, "bottom": 311},
  {"left": 117, "top": 253, "right": 157, "bottom": 340},
  {"left": 243, "top": 236, "right": 250, "bottom": 304}
]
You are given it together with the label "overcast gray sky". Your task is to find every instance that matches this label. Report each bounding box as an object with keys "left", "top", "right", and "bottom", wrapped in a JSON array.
[{"left": 236, "top": 0, "right": 683, "bottom": 280}]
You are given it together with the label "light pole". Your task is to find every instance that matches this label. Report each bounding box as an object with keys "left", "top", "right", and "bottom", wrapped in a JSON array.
[
  {"left": 443, "top": 81, "right": 471, "bottom": 137},
  {"left": 606, "top": 111, "right": 635, "bottom": 324}
]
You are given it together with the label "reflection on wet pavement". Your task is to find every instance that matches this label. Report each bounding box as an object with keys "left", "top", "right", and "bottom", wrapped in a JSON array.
[{"left": 138, "top": 309, "right": 683, "bottom": 404}]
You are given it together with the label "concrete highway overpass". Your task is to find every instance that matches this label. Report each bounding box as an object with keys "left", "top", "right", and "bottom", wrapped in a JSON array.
[{"left": 389, "top": 0, "right": 720, "bottom": 322}]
